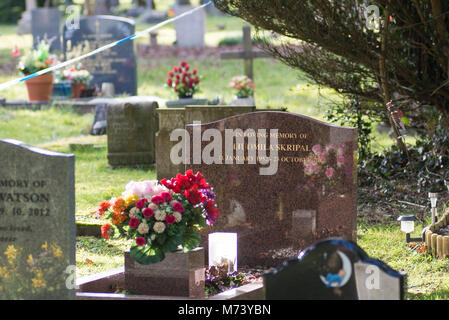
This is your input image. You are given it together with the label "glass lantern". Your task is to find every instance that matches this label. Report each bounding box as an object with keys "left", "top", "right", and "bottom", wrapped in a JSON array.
[{"left": 208, "top": 232, "right": 238, "bottom": 272}]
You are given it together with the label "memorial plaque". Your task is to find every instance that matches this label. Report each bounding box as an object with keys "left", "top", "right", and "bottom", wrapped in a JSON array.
[
  {"left": 63, "top": 16, "right": 137, "bottom": 95},
  {"left": 186, "top": 111, "right": 358, "bottom": 267},
  {"left": 0, "top": 139, "right": 76, "bottom": 299}
]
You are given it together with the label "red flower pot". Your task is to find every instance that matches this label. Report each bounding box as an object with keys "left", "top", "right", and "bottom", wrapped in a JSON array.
[{"left": 24, "top": 73, "right": 54, "bottom": 102}]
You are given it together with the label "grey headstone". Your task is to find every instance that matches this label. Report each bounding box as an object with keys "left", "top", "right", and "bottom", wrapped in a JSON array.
[
  {"left": 31, "top": 8, "right": 62, "bottom": 52},
  {"left": 90, "top": 104, "right": 108, "bottom": 136},
  {"left": 63, "top": 16, "right": 137, "bottom": 96},
  {"left": 107, "top": 101, "right": 159, "bottom": 167},
  {"left": 174, "top": 5, "right": 205, "bottom": 47},
  {"left": 0, "top": 139, "right": 75, "bottom": 300}
]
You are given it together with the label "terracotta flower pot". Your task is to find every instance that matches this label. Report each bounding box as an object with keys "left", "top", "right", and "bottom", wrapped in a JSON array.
[
  {"left": 71, "top": 83, "right": 84, "bottom": 99},
  {"left": 24, "top": 73, "right": 54, "bottom": 102}
]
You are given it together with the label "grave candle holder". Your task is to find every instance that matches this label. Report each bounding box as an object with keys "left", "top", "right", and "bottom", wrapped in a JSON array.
[
  {"left": 429, "top": 192, "right": 438, "bottom": 224},
  {"left": 208, "top": 232, "right": 238, "bottom": 272}
]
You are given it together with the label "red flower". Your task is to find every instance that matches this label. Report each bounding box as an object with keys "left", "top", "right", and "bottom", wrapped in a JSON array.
[
  {"left": 185, "top": 64, "right": 190, "bottom": 71},
  {"left": 165, "top": 214, "right": 176, "bottom": 225},
  {"left": 161, "top": 191, "right": 172, "bottom": 202},
  {"left": 135, "top": 198, "right": 147, "bottom": 210},
  {"left": 142, "top": 207, "right": 154, "bottom": 218},
  {"left": 98, "top": 200, "right": 111, "bottom": 215},
  {"left": 129, "top": 217, "right": 139, "bottom": 229},
  {"left": 136, "top": 237, "right": 146, "bottom": 246},
  {"left": 193, "top": 68, "right": 197, "bottom": 74},
  {"left": 184, "top": 188, "right": 204, "bottom": 205},
  {"left": 167, "top": 78, "right": 173, "bottom": 86},
  {"left": 151, "top": 195, "right": 165, "bottom": 205},
  {"left": 180, "top": 61, "right": 187, "bottom": 67},
  {"left": 168, "top": 71, "right": 174, "bottom": 77},
  {"left": 172, "top": 201, "right": 184, "bottom": 213},
  {"left": 11, "top": 45, "right": 20, "bottom": 57},
  {"left": 101, "top": 223, "right": 112, "bottom": 239}
]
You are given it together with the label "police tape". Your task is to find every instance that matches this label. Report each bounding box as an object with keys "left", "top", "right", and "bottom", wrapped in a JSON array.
[{"left": 0, "top": 1, "right": 212, "bottom": 92}]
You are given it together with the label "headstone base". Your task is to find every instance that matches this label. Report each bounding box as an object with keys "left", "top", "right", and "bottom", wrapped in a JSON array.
[{"left": 124, "top": 248, "right": 205, "bottom": 298}]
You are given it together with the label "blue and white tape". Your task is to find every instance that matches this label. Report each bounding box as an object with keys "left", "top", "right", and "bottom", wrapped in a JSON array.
[{"left": 0, "top": 1, "right": 212, "bottom": 92}]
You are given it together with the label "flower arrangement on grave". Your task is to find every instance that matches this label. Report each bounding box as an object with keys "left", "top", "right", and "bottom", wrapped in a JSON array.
[
  {"left": 166, "top": 61, "right": 201, "bottom": 99},
  {"left": 16, "top": 40, "right": 57, "bottom": 76},
  {"left": 228, "top": 75, "right": 255, "bottom": 98},
  {"left": 303, "top": 143, "right": 348, "bottom": 194},
  {"left": 97, "top": 170, "right": 219, "bottom": 265},
  {"left": 57, "top": 63, "right": 93, "bottom": 98},
  {"left": 15, "top": 40, "right": 58, "bottom": 102},
  {"left": 0, "top": 242, "right": 69, "bottom": 299}
]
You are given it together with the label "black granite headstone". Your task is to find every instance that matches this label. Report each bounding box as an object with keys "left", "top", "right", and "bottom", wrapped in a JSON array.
[
  {"left": 90, "top": 103, "right": 107, "bottom": 135},
  {"left": 31, "top": 8, "right": 62, "bottom": 52},
  {"left": 63, "top": 16, "right": 137, "bottom": 96},
  {"left": 263, "top": 238, "right": 405, "bottom": 300}
]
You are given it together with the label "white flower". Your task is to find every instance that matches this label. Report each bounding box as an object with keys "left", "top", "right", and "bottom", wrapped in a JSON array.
[
  {"left": 149, "top": 203, "right": 159, "bottom": 211},
  {"left": 173, "top": 212, "right": 182, "bottom": 223},
  {"left": 150, "top": 234, "right": 156, "bottom": 240},
  {"left": 154, "top": 210, "right": 166, "bottom": 221},
  {"left": 137, "top": 222, "right": 149, "bottom": 234},
  {"left": 153, "top": 222, "right": 166, "bottom": 234},
  {"left": 129, "top": 207, "right": 140, "bottom": 218}
]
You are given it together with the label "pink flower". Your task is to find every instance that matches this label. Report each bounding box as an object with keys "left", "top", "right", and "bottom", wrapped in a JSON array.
[
  {"left": 312, "top": 144, "right": 322, "bottom": 156},
  {"left": 325, "top": 168, "right": 334, "bottom": 179},
  {"left": 160, "top": 192, "right": 172, "bottom": 202},
  {"left": 171, "top": 201, "right": 184, "bottom": 213},
  {"left": 151, "top": 195, "right": 165, "bottom": 205},
  {"left": 136, "top": 237, "right": 146, "bottom": 246},
  {"left": 135, "top": 198, "right": 147, "bottom": 210},
  {"left": 129, "top": 217, "right": 139, "bottom": 229},
  {"left": 142, "top": 207, "right": 154, "bottom": 218},
  {"left": 318, "top": 153, "right": 326, "bottom": 162},
  {"left": 337, "top": 156, "right": 345, "bottom": 167}
]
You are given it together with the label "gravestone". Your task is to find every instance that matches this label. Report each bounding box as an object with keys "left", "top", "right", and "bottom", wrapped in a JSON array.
[
  {"left": 156, "top": 105, "right": 256, "bottom": 180},
  {"left": 63, "top": 16, "right": 137, "bottom": 96},
  {"left": 90, "top": 103, "right": 107, "bottom": 135},
  {"left": 174, "top": 5, "right": 205, "bottom": 47},
  {"left": 186, "top": 111, "right": 357, "bottom": 267},
  {"left": 263, "top": 238, "right": 405, "bottom": 300},
  {"left": 0, "top": 139, "right": 76, "bottom": 299},
  {"left": 31, "top": 8, "right": 62, "bottom": 52},
  {"left": 17, "top": 0, "right": 37, "bottom": 35},
  {"left": 107, "top": 101, "right": 159, "bottom": 167}
]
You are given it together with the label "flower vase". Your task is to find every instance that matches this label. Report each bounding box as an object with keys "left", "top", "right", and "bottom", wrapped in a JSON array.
[
  {"left": 230, "top": 95, "right": 255, "bottom": 106},
  {"left": 124, "top": 247, "right": 205, "bottom": 298},
  {"left": 25, "top": 73, "right": 54, "bottom": 102},
  {"left": 71, "top": 83, "right": 84, "bottom": 99},
  {"left": 165, "top": 97, "right": 209, "bottom": 108}
]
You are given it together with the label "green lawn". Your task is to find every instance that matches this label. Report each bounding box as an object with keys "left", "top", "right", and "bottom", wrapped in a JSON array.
[{"left": 0, "top": 10, "right": 447, "bottom": 299}]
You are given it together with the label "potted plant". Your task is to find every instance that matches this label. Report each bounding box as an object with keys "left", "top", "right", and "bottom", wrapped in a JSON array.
[
  {"left": 62, "top": 63, "right": 93, "bottom": 99},
  {"left": 52, "top": 71, "right": 72, "bottom": 98},
  {"left": 165, "top": 61, "right": 207, "bottom": 108},
  {"left": 96, "top": 170, "right": 220, "bottom": 264},
  {"left": 17, "top": 40, "right": 57, "bottom": 102},
  {"left": 228, "top": 75, "right": 256, "bottom": 106}
]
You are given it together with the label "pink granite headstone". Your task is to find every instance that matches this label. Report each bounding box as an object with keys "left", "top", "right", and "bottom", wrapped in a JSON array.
[{"left": 185, "top": 111, "right": 357, "bottom": 268}]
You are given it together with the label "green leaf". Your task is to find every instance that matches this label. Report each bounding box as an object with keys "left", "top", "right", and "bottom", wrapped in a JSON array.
[
  {"left": 162, "top": 233, "right": 183, "bottom": 252},
  {"left": 182, "top": 231, "right": 201, "bottom": 252},
  {"left": 130, "top": 244, "right": 164, "bottom": 265}
]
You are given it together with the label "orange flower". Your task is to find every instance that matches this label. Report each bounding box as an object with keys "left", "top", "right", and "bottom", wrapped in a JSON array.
[
  {"left": 101, "top": 223, "right": 113, "bottom": 239},
  {"left": 112, "top": 197, "right": 126, "bottom": 213},
  {"left": 112, "top": 211, "right": 127, "bottom": 226}
]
